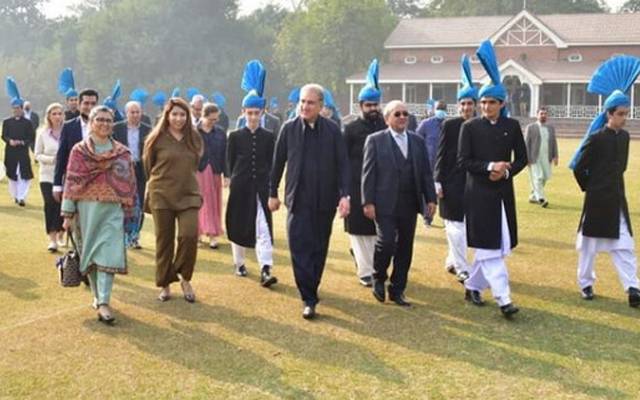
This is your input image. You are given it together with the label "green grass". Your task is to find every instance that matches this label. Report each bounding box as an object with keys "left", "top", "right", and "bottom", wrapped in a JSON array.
[{"left": 1, "top": 138, "right": 639, "bottom": 399}]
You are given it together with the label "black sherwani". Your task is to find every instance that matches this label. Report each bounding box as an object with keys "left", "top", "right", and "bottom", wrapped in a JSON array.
[
  {"left": 270, "top": 116, "right": 350, "bottom": 306},
  {"left": 226, "top": 127, "right": 275, "bottom": 247},
  {"left": 457, "top": 116, "right": 527, "bottom": 249},
  {"left": 574, "top": 127, "right": 632, "bottom": 239},
  {"left": 2, "top": 117, "right": 35, "bottom": 181},
  {"left": 343, "top": 115, "right": 386, "bottom": 235},
  {"left": 434, "top": 117, "right": 466, "bottom": 222}
]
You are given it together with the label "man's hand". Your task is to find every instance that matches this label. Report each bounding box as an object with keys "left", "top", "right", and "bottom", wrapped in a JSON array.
[
  {"left": 426, "top": 202, "right": 437, "bottom": 218},
  {"left": 436, "top": 188, "right": 444, "bottom": 199},
  {"left": 223, "top": 177, "right": 230, "bottom": 188},
  {"left": 62, "top": 216, "right": 75, "bottom": 232},
  {"left": 489, "top": 170, "right": 506, "bottom": 181},
  {"left": 338, "top": 196, "right": 350, "bottom": 218},
  {"left": 53, "top": 191, "right": 62, "bottom": 203},
  {"left": 492, "top": 161, "right": 511, "bottom": 173},
  {"left": 268, "top": 197, "right": 280, "bottom": 212},
  {"left": 363, "top": 204, "right": 376, "bottom": 220}
]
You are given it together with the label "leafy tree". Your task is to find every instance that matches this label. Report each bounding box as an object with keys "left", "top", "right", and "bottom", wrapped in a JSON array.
[
  {"left": 423, "top": 0, "right": 607, "bottom": 17},
  {"left": 621, "top": 0, "right": 640, "bottom": 12}
]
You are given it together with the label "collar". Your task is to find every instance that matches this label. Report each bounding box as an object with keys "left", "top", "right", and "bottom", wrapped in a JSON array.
[{"left": 389, "top": 127, "right": 407, "bottom": 137}]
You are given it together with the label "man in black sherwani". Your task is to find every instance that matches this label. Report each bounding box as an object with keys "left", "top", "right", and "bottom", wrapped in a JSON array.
[
  {"left": 2, "top": 99, "right": 35, "bottom": 206},
  {"left": 269, "top": 84, "right": 350, "bottom": 320}
]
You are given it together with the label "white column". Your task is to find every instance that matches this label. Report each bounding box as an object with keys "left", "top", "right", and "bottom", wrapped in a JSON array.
[
  {"left": 530, "top": 84, "right": 540, "bottom": 118},
  {"left": 429, "top": 83, "right": 433, "bottom": 100},
  {"left": 598, "top": 95, "right": 602, "bottom": 113},
  {"left": 349, "top": 84, "right": 354, "bottom": 115},
  {"left": 566, "top": 83, "right": 571, "bottom": 118},
  {"left": 402, "top": 83, "right": 406, "bottom": 102}
]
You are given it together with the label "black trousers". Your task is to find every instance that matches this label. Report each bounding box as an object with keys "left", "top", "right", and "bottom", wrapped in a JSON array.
[
  {"left": 40, "top": 182, "right": 63, "bottom": 234},
  {"left": 373, "top": 210, "right": 418, "bottom": 296},
  {"left": 134, "top": 161, "right": 146, "bottom": 230},
  {"left": 287, "top": 207, "right": 335, "bottom": 306}
]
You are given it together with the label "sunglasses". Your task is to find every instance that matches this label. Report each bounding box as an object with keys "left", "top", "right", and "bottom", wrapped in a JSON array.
[
  {"left": 393, "top": 111, "right": 409, "bottom": 118},
  {"left": 94, "top": 117, "right": 113, "bottom": 124}
]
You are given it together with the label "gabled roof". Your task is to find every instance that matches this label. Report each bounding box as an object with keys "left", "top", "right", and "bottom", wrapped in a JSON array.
[{"left": 385, "top": 11, "right": 640, "bottom": 48}]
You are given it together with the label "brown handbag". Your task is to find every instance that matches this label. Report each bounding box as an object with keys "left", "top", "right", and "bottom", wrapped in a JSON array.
[{"left": 56, "top": 232, "right": 83, "bottom": 287}]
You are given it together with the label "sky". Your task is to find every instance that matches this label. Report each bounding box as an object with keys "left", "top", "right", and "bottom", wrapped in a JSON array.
[{"left": 40, "top": 0, "right": 630, "bottom": 19}]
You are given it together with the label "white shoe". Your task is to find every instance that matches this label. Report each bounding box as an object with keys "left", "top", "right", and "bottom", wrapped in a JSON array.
[{"left": 47, "top": 241, "right": 58, "bottom": 252}]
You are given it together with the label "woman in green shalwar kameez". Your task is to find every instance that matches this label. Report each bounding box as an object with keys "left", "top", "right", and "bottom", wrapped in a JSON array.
[{"left": 61, "top": 105, "right": 137, "bottom": 324}]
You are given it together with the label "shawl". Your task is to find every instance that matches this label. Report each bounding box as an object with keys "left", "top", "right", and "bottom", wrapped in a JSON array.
[{"left": 63, "top": 136, "right": 136, "bottom": 208}]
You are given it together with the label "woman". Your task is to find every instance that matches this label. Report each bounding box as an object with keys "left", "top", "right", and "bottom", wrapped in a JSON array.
[
  {"left": 196, "top": 102, "right": 226, "bottom": 249},
  {"left": 61, "top": 105, "right": 136, "bottom": 324},
  {"left": 34, "top": 103, "right": 65, "bottom": 252},
  {"left": 143, "top": 97, "right": 202, "bottom": 303}
]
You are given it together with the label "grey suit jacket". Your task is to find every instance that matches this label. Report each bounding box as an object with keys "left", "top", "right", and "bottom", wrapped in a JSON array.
[{"left": 524, "top": 122, "right": 558, "bottom": 163}]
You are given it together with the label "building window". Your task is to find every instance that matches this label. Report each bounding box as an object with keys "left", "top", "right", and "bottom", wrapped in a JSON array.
[
  {"left": 568, "top": 53, "right": 582, "bottom": 63},
  {"left": 404, "top": 55, "right": 417, "bottom": 64},
  {"left": 406, "top": 85, "right": 417, "bottom": 103},
  {"left": 430, "top": 55, "right": 444, "bottom": 64}
]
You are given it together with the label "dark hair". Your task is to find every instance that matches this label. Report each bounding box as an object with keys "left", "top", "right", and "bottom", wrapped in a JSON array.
[
  {"left": 606, "top": 106, "right": 619, "bottom": 116},
  {"left": 203, "top": 102, "right": 219, "bottom": 117},
  {"left": 538, "top": 106, "right": 548, "bottom": 112},
  {"left": 78, "top": 89, "right": 99, "bottom": 103},
  {"left": 435, "top": 101, "right": 447, "bottom": 111}
]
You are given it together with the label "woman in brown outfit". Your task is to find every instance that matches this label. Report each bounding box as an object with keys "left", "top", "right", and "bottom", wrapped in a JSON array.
[{"left": 143, "top": 98, "right": 203, "bottom": 302}]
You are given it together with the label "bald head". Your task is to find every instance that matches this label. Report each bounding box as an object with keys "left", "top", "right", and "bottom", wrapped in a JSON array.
[{"left": 125, "top": 101, "right": 142, "bottom": 126}]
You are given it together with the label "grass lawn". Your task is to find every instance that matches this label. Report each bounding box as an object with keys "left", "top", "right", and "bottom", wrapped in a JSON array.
[{"left": 0, "top": 137, "right": 639, "bottom": 399}]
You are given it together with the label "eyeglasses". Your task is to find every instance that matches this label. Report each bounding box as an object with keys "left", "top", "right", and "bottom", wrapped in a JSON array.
[
  {"left": 94, "top": 117, "right": 113, "bottom": 124},
  {"left": 393, "top": 111, "right": 409, "bottom": 118}
]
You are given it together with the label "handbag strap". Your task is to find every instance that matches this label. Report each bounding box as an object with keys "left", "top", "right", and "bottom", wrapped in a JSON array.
[{"left": 68, "top": 231, "right": 80, "bottom": 255}]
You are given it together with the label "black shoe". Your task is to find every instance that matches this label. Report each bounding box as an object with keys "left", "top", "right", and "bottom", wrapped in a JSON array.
[
  {"left": 500, "top": 303, "right": 520, "bottom": 319},
  {"left": 235, "top": 264, "right": 248, "bottom": 277},
  {"left": 388, "top": 293, "right": 411, "bottom": 307},
  {"left": 133, "top": 240, "right": 142, "bottom": 250},
  {"left": 464, "top": 289, "right": 485, "bottom": 306},
  {"left": 628, "top": 287, "right": 640, "bottom": 308},
  {"left": 302, "top": 305, "right": 316, "bottom": 319},
  {"left": 456, "top": 270, "right": 469, "bottom": 283},
  {"left": 18, "top": 200, "right": 25, "bottom": 207},
  {"left": 581, "top": 286, "right": 594, "bottom": 300},
  {"left": 446, "top": 265, "right": 456, "bottom": 275},
  {"left": 359, "top": 275, "right": 373, "bottom": 287},
  {"left": 540, "top": 199, "right": 549, "bottom": 208},
  {"left": 372, "top": 280, "right": 385, "bottom": 302},
  {"left": 260, "top": 265, "right": 278, "bottom": 288}
]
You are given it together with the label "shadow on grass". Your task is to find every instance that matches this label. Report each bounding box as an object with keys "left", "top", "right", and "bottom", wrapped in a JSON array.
[
  {"left": 318, "top": 282, "right": 634, "bottom": 398},
  {"left": 0, "top": 271, "right": 40, "bottom": 300},
  {"left": 112, "top": 280, "right": 406, "bottom": 391},
  {"left": 83, "top": 315, "right": 315, "bottom": 399}
]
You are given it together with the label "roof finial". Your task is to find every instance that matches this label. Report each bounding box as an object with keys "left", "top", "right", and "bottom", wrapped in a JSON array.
[{"left": 523, "top": 0, "right": 527, "bottom": 10}]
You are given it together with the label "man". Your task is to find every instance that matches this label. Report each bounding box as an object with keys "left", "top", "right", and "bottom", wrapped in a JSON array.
[
  {"left": 524, "top": 107, "right": 558, "bottom": 208},
  {"left": 58, "top": 68, "right": 80, "bottom": 121},
  {"left": 53, "top": 89, "right": 99, "bottom": 202},
  {"left": 64, "top": 92, "right": 80, "bottom": 121},
  {"left": 113, "top": 101, "right": 151, "bottom": 249},
  {"left": 227, "top": 61, "right": 278, "bottom": 288},
  {"left": 570, "top": 55, "right": 640, "bottom": 307},
  {"left": 211, "top": 92, "right": 229, "bottom": 132},
  {"left": 22, "top": 101, "right": 40, "bottom": 132},
  {"left": 269, "top": 84, "right": 350, "bottom": 319},
  {"left": 362, "top": 100, "right": 437, "bottom": 307},
  {"left": 191, "top": 94, "right": 205, "bottom": 125},
  {"left": 343, "top": 58, "right": 387, "bottom": 287},
  {"left": 235, "top": 108, "right": 281, "bottom": 136},
  {"left": 2, "top": 95, "right": 35, "bottom": 206},
  {"left": 434, "top": 54, "right": 477, "bottom": 283},
  {"left": 458, "top": 40, "right": 527, "bottom": 319},
  {"left": 129, "top": 88, "right": 153, "bottom": 126}
]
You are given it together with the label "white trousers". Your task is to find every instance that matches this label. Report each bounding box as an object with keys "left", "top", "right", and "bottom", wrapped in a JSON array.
[
  {"left": 444, "top": 219, "right": 469, "bottom": 273},
  {"left": 8, "top": 165, "right": 30, "bottom": 201},
  {"left": 231, "top": 195, "right": 273, "bottom": 268},
  {"left": 577, "top": 213, "right": 639, "bottom": 292},
  {"left": 349, "top": 234, "right": 376, "bottom": 278},
  {"left": 464, "top": 202, "right": 512, "bottom": 306}
]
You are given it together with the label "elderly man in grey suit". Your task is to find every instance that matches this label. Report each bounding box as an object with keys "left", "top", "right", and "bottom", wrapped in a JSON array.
[{"left": 524, "top": 106, "right": 558, "bottom": 208}]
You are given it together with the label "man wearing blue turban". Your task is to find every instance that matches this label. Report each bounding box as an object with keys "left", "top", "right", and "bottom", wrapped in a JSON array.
[
  {"left": 434, "top": 54, "right": 478, "bottom": 284},
  {"left": 571, "top": 55, "right": 640, "bottom": 307},
  {"left": 458, "top": 41, "right": 528, "bottom": 319},
  {"left": 226, "top": 60, "right": 278, "bottom": 289},
  {"left": 3, "top": 77, "right": 35, "bottom": 206},
  {"left": 343, "top": 59, "right": 387, "bottom": 287}
]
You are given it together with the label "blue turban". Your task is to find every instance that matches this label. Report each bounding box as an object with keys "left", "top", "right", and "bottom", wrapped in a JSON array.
[
  {"left": 288, "top": 87, "right": 300, "bottom": 104},
  {"left": 103, "top": 80, "right": 121, "bottom": 111},
  {"left": 457, "top": 54, "right": 478, "bottom": 102},
  {"left": 211, "top": 92, "right": 226, "bottom": 109},
  {"left": 58, "top": 68, "right": 77, "bottom": 99},
  {"left": 270, "top": 96, "right": 279, "bottom": 110},
  {"left": 65, "top": 88, "right": 78, "bottom": 98},
  {"left": 5, "top": 77, "right": 23, "bottom": 107},
  {"left": 241, "top": 60, "right": 266, "bottom": 109},
  {"left": 476, "top": 40, "right": 507, "bottom": 102},
  {"left": 152, "top": 91, "right": 167, "bottom": 108},
  {"left": 130, "top": 88, "right": 149, "bottom": 105},
  {"left": 358, "top": 59, "right": 381, "bottom": 102},
  {"left": 569, "top": 55, "right": 640, "bottom": 169}
]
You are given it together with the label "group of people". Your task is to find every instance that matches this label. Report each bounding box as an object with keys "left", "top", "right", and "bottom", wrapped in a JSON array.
[{"left": 2, "top": 41, "right": 640, "bottom": 325}]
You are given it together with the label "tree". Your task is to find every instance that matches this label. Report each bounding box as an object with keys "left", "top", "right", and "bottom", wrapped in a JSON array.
[
  {"left": 275, "top": 0, "right": 396, "bottom": 100},
  {"left": 622, "top": 0, "right": 640, "bottom": 12},
  {"left": 387, "top": 0, "right": 427, "bottom": 17},
  {"left": 0, "top": 0, "right": 48, "bottom": 56},
  {"left": 423, "top": 0, "right": 607, "bottom": 17}
]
